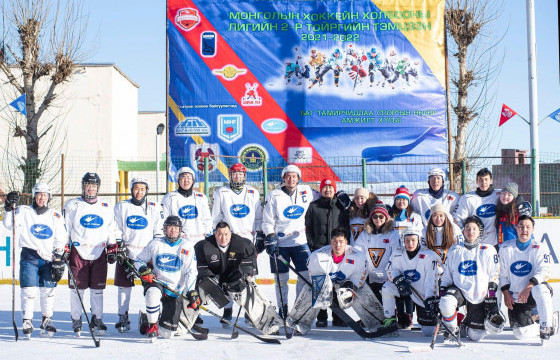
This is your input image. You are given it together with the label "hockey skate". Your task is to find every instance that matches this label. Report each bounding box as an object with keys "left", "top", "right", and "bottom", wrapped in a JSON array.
[
  {"left": 146, "top": 323, "right": 159, "bottom": 342},
  {"left": 115, "top": 312, "right": 130, "bottom": 333},
  {"left": 220, "top": 307, "right": 233, "bottom": 329},
  {"left": 443, "top": 325, "right": 460, "bottom": 344},
  {"left": 22, "top": 319, "right": 33, "bottom": 339},
  {"left": 139, "top": 310, "right": 149, "bottom": 335},
  {"left": 90, "top": 315, "right": 107, "bottom": 336},
  {"left": 540, "top": 311, "right": 559, "bottom": 345},
  {"left": 72, "top": 317, "right": 82, "bottom": 337},
  {"left": 39, "top": 316, "right": 56, "bottom": 337}
]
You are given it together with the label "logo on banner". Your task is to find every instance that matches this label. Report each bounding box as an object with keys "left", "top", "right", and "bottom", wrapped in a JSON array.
[
  {"left": 175, "top": 117, "right": 210, "bottom": 136},
  {"left": 218, "top": 114, "right": 242, "bottom": 143},
  {"left": 175, "top": 8, "right": 200, "bottom": 31},
  {"left": 30, "top": 224, "right": 53, "bottom": 240},
  {"left": 200, "top": 31, "right": 217, "bottom": 58},
  {"left": 239, "top": 144, "right": 267, "bottom": 171},
  {"left": 261, "top": 118, "right": 287, "bottom": 134},
  {"left": 212, "top": 65, "right": 247, "bottom": 81},
  {"left": 241, "top": 83, "right": 262, "bottom": 106},
  {"left": 191, "top": 143, "right": 218, "bottom": 171},
  {"left": 288, "top": 147, "right": 313, "bottom": 164}
]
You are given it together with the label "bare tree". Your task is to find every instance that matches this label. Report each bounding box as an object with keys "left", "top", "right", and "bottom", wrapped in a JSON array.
[
  {"left": 446, "top": 0, "right": 504, "bottom": 191},
  {"left": 0, "top": 0, "right": 88, "bottom": 195}
]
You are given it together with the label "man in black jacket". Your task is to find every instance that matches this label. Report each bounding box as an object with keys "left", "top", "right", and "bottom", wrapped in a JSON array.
[
  {"left": 305, "top": 178, "right": 350, "bottom": 327},
  {"left": 194, "top": 221, "right": 281, "bottom": 334}
]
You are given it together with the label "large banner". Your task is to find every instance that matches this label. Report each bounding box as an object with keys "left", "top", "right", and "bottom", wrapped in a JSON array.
[{"left": 166, "top": 0, "right": 447, "bottom": 182}]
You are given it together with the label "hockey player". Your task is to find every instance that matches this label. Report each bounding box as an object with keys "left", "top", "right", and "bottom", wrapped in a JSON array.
[
  {"left": 309, "top": 48, "right": 343, "bottom": 88},
  {"left": 439, "top": 216, "right": 503, "bottom": 342},
  {"left": 287, "top": 228, "right": 384, "bottom": 334},
  {"left": 354, "top": 202, "right": 400, "bottom": 303},
  {"left": 366, "top": 47, "right": 383, "bottom": 87},
  {"left": 3, "top": 184, "right": 67, "bottom": 337},
  {"left": 348, "top": 187, "right": 378, "bottom": 245},
  {"left": 135, "top": 215, "right": 198, "bottom": 339},
  {"left": 113, "top": 176, "right": 164, "bottom": 332},
  {"left": 161, "top": 166, "right": 212, "bottom": 243},
  {"left": 422, "top": 204, "right": 463, "bottom": 264},
  {"left": 380, "top": 228, "right": 441, "bottom": 336},
  {"left": 454, "top": 168, "right": 500, "bottom": 246},
  {"left": 499, "top": 215, "right": 557, "bottom": 342},
  {"left": 308, "top": 49, "right": 326, "bottom": 87},
  {"left": 411, "top": 168, "right": 459, "bottom": 227},
  {"left": 262, "top": 165, "right": 318, "bottom": 317},
  {"left": 191, "top": 221, "right": 281, "bottom": 335},
  {"left": 63, "top": 172, "right": 116, "bottom": 335}
]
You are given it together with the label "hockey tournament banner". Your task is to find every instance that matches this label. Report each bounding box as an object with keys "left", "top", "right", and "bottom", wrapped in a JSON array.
[{"left": 166, "top": 0, "right": 447, "bottom": 183}]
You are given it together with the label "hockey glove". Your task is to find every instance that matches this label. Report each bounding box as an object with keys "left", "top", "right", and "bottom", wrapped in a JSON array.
[
  {"left": 223, "top": 277, "right": 247, "bottom": 294},
  {"left": 336, "top": 287, "right": 356, "bottom": 310},
  {"left": 423, "top": 296, "right": 440, "bottom": 319},
  {"left": 50, "top": 255, "right": 66, "bottom": 283},
  {"left": 341, "top": 280, "right": 358, "bottom": 292},
  {"left": 106, "top": 243, "right": 118, "bottom": 264},
  {"left": 264, "top": 234, "right": 279, "bottom": 257},
  {"left": 255, "top": 231, "right": 266, "bottom": 254},
  {"left": 4, "top": 191, "right": 20, "bottom": 211},
  {"left": 484, "top": 296, "right": 499, "bottom": 319},
  {"left": 138, "top": 266, "right": 155, "bottom": 283},
  {"left": 393, "top": 274, "right": 412, "bottom": 297},
  {"left": 186, "top": 290, "right": 201, "bottom": 310},
  {"left": 335, "top": 190, "right": 351, "bottom": 210},
  {"left": 124, "top": 259, "right": 136, "bottom": 283},
  {"left": 116, "top": 240, "right": 129, "bottom": 265}
]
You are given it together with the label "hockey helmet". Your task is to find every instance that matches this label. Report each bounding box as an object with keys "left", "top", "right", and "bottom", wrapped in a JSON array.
[
  {"left": 281, "top": 165, "right": 301, "bottom": 180},
  {"left": 163, "top": 215, "right": 183, "bottom": 243},
  {"left": 427, "top": 168, "right": 446, "bottom": 182},
  {"left": 229, "top": 163, "right": 247, "bottom": 190},
  {"left": 82, "top": 172, "right": 100, "bottom": 201},
  {"left": 333, "top": 48, "right": 341, "bottom": 57},
  {"left": 176, "top": 167, "right": 196, "bottom": 182},
  {"left": 517, "top": 201, "right": 532, "bottom": 217},
  {"left": 130, "top": 176, "right": 149, "bottom": 191},
  {"left": 463, "top": 215, "right": 484, "bottom": 249},
  {"left": 370, "top": 47, "right": 377, "bottom": 54},
  {"left": 32, "top": 182, "right": 51, "bottom": 198},
  {"left": 485, "top": 311, "right": 506, "bottom": 334},
  {"left": 402, "top": 227, "right": 422, "bottom": 242}
]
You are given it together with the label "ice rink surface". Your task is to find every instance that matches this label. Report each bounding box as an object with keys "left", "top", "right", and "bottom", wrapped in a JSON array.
[{"left": 0, "top": 283, "right": 558, "bottom": 359}]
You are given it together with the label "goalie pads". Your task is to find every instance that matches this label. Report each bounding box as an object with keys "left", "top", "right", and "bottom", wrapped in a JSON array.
[
  {"left": 178, "top": 302, "right": 201, "bottom": 332},
  {"left": 312, "top": 274, "right": 333, "bottom": 308},
  {"left": 198, "top": 276, "right": 230, "bottom": 308},
  {"left": 287, "top": 284, "right": 321, "bottom": 335},
  {"left": 350, "top": 285, "right": 384, "bottom": 330}
]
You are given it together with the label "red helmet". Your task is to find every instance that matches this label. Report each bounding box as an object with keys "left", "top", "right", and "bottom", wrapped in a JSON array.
[{"left": 229, "top": 163, "right": 246, "bottom": 173}]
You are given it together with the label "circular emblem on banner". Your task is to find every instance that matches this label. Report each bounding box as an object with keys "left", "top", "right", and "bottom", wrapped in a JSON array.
[{"left": 239, "top": 144, "right": 267, "bottom": 172}]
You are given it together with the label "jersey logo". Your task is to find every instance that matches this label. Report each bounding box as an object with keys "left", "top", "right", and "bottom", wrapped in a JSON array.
[
  {"left": 368, "top": 248, "right": 386, "bottom": 268},
  {"left": 404, "top": 269, "right": 421, "bottom": 282},
  {"left": 510, "top": 261, "right": 532, "bottom": 277},
  {"left": 351, "top": 224, "right": 364, "bottom": 240},
  {"left": 476, "top": 204, "right": 496, "bottom": 218},
  {"left": 148, "top": 202, "right": 156, "bottom": 206},
  {"left": 229, "top": 252, "right": 236, "bottom": 259},
  {"left": 434, "top": 246, "right": 448, "bottom": 263},
  {"left": 178, "top": 205, "right": 198, "bottom": 219},
  {"left": 247, "top": 189, "right": 254, "bottom": 194},
  {"left": 230, "top": 204, "right": 250, "bottom": 218},
  {"left": 53, "top": 212, "right": 61, "bottom": 218},
  {"left": 458, "top": 260, "right": 478, "bottom": 276},
  {"left": 155, "top": 254, "right": 183, "bottom": 272},
  {"left": 126, "top": 216, "right": 148, "bottom": 230},
  {"left": 346, "top": 258, "right": 354, "bottom": 264},
  {"left": 419, "top": 254, "right": 426, "bottom": 259},
  {"left": 101, "top": 203, "right": 108, "bottom": 207},
  {"left": 181, "top": 248, "right": 189, "bottom": 256},
  {"left": 80, "top": 214, "right": 104, "bottom": 229},
  {"left": 447, "top": 195, "right": 455, "bottom": 201},
  {"left": 329, "top": 271, "right": 346, "bottom": 282},
  {"left": 424, "top": 209, "right": 431, "bottom": 221},
  {"left": 30, "top": 224, "right": 53, "bottom": 240},
  {"left": 283, "top": 205, "right": 304, "bottom": 219}
]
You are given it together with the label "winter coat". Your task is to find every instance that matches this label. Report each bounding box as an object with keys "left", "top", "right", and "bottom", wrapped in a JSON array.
[{"left": 305, "top": 197, "right": 350, "bottom": 251}]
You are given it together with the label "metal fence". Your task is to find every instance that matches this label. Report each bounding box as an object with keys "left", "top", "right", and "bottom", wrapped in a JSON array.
[{"left": 1, "top": 152, "right": 559, "bottom": 216}]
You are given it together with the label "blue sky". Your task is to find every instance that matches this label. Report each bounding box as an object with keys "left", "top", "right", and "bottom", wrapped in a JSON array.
[{"left": 83, "top": 0, "right": 559, "bottom": 155}]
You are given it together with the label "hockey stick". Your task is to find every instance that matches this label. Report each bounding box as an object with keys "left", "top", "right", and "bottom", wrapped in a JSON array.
[
  {"left": 274, "top": 254, "right": 395, "bottom": 339},
  {"left": 178, "top": 316, "right": 207, "bottom": 341},
  {"left": 11, "top": 205, "right": 19, "bottom": 341},
  {"left": 64, "top": 257, "right": 100, "bottom": 347},
  {"left": 231, "top": 304, "right": 243, "bottom": 339},
  {"left": 272, "top": 253, "right": 292, "bottom": 339},
  {"left": 123, "top": 259, "right": 281, "bottom": 344},
  {"left": 192, "top": 323, "right": 209, "bottom": 334}
]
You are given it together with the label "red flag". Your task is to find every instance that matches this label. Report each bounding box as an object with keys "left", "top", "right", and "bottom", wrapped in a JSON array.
[{"left": 499, "top": 104, "right": 517, "bottom": 126}]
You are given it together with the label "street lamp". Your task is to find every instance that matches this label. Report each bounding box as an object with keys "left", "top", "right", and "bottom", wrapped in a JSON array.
[{"left": 156, "top": 123, "right": 165, "bottom": 200}]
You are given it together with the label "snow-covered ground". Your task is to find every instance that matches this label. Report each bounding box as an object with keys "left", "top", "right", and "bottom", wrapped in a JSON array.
[{"left": 0, "top": 283, "right": 558, "bottom": 359}]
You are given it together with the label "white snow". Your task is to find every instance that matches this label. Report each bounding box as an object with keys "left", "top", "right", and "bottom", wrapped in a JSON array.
[{"left": 0, "top": 283, "right": 558, "bottom": 359}]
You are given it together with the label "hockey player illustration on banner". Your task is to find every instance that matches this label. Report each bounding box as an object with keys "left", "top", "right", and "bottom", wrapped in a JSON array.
[
  {"left": 63, "top": 173, "right": 117, "bottom": 336},
  {"left": 309, "top": 48, "right": 343, "bottom": 89},
  {"left": 499, "top": 215, "right": 558, "bottom": 343},
  {"left": 3, "top": 184, "right": 67, "bottom": 338},
  {"left": 308, "top": 49, "right": 326, "bottom": 88},
  {"left": 439, "top": 216, "right": 504, "bottom": 342},
  {"left": 113, "top": 177, "right": 164, "bottom": 333},
  {"left": 134, "top": 215, "right": 198, "bottom": 340}
]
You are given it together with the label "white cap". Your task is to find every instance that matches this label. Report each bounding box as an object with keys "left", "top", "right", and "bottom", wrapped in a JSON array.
[{"left": 176, "top": 167, "right": 196, "bottom": 182}]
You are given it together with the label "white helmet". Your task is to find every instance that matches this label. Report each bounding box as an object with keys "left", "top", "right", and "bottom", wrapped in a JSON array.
[
  {"left": 402, "top": 227, "right": 422, "bottom": 242},
  {"left": 176, "top": 167, "right": 196, "bottom": 182},
  {"left": 485, "top": 312, "right": 506, "bottom": 334},
  {"left": 32, "top": 183, "right": 51, "bottom": 198},
  {"left": 130, "top": 176, "right": 149, "bottom": 190},
  {"left": 427, "top": 168, "right": 446, "bottom": 182},
  {"left": 281, "top": 165, "right": 301, "bottom": 179}
]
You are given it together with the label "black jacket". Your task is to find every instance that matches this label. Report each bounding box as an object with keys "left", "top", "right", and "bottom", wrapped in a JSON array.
[
  {"left": 194, "top": 233, "right": 257, "bottom": 285},
  {"left": 305, "top": 197, "right": 350, "bottom": 251}
]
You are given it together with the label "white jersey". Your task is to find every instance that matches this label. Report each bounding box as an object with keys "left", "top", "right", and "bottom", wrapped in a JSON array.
[
  {"left": 135, "top": 237, "right": 197, "bottom": 294},
  {"left": 453, "top": 190, "right": 500, "bottom": 245},
  {"left": 349, "top": 216, "right": 367, "bottom": 246},
  {"left": 393, "top": 212, "right": 424, "bottom": 238},
  {"left": 63, "top": 198, "right": 116, "bottom": 261},
  {"left": 499, "top": 239, "right": 551, "bottom": 301},
  {"left": 307, "top": 245, "right": 368, "bottom": 288},
  {"left": 211, "top": 185, "right": 263, "bottom": 241},
  {"left": 161, "top": 190, "right": 212, "bottom": 242},
  {"left": 114, "top": 200, "right": 165, "bottom": 260},
  {"left": 421, "top": 222, "right": 464, "bottom": 263},
  {"left": 387, "top": 246, "right": 440, "bottom": 304},
  {"left": 3, "top": 206, "right": 67, "bottom": 261},
  {"left": 441, "top": 243, "right": 499, "bottom": 304},
  {"left": 262, "top": 185, "right": 317, "bottom": 247},
  {"left": 411, "top": 188, "right": 459, "bottom": 226},
  {"left": 354, "top": 228, "right": 400, "bottom": 284}
]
